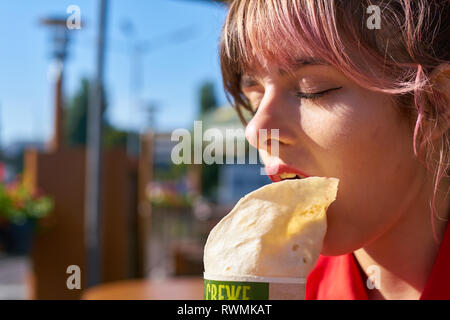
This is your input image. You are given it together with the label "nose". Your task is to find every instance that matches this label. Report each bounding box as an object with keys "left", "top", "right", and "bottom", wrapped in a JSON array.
[{"left": 245, "top": 86, "right": 298, "bottom": 155}]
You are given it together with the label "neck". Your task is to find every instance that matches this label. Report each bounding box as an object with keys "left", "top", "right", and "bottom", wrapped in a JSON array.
[{"left": 354, "top": 177, "right": 450, "bottom": 300}]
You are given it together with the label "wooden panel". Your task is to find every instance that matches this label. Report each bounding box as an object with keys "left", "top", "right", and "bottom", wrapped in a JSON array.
[
  {"left": 23, "top": 147, "right": 137, "bottom": 299},
  {"left": 102, "top": 148, "right": 131, "bottom": 282},
  {"left": 136, "top": 133, "right": 153, "bottom": 277}
]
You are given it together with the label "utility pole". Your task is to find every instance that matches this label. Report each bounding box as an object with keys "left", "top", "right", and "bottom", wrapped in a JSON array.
[
  {"left": 39, "top": 17, "right": 71, "bottom": 151},
  {"left": 85, "top": 0, "right": 108, "bottom": 287}
]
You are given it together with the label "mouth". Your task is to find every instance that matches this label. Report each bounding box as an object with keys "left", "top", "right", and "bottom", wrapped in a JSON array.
[{"left": 265, "top": 164, "right": 310, "bottom": 183}]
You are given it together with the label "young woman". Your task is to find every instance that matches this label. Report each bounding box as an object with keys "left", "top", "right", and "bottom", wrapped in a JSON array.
[{"left": 219, "top": 0, "right": 450, "bottom": 299}]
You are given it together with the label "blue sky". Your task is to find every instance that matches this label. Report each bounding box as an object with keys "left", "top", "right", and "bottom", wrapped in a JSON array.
[{"left": 0, "top": 0, "right": 229, "bottom": 146}]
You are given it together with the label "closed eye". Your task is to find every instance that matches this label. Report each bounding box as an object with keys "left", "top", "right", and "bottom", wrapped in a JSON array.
[
  {"left": 295, "top": 86, "right": 342, "bottom": 100},
  {"left": 247, "top": 86, "right": 343, "bottom": 116}
]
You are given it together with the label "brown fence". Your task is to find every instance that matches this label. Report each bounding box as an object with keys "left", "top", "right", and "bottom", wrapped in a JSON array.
[{"left": 23, "top": 147, "right": 139, "bottom": 299}]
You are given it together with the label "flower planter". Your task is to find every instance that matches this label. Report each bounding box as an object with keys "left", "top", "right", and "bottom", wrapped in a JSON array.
[
  {"left": 0, "top": 216, "right": 9, "bottom": 228},
  {"left": 0, "top": 219, "right": 36, "bottom": 255},
  {"left": 0, "top": 177, "right": 53, "bottom": 255}
]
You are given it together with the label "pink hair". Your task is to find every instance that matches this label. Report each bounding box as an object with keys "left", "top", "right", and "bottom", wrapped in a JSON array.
[{"left": 220, "top": 0, "right": 450, "bottom": 242}]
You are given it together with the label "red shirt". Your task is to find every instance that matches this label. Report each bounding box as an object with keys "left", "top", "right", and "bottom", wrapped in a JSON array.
[{"left": 306, "top": 222, "right": 450, "bottom": 300}]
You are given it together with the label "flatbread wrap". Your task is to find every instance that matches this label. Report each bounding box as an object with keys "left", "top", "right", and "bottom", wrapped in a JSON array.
[{"left": 203, "top": 177, "right": 339, "bottom": 300}]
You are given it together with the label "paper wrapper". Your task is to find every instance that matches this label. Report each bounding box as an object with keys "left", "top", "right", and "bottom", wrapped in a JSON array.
[{"left": 203, "top": 273, "right": 306, "bottom": 300}]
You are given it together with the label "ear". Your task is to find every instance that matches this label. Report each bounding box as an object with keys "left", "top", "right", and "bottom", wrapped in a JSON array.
[{"left": 428, "top": 63, "right": 450, "bottom": 140}]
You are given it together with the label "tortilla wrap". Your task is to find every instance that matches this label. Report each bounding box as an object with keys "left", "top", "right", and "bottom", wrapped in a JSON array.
[{"left": 204, "top": 177, "right": 339, "bottom": 278}]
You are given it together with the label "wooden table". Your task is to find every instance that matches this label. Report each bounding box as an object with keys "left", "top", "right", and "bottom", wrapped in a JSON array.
[{"left": 82, "top": 277, "right": 204, "bottom": 300}]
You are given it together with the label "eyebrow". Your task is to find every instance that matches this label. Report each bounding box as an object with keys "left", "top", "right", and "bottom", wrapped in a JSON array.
[{"left": 240, "top": 57, "right": 328, "bottom": 88}]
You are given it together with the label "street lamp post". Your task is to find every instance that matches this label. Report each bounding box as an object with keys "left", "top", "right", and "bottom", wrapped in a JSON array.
[{"left": 39, "top": 17, "right": 70, "bottom": 152}]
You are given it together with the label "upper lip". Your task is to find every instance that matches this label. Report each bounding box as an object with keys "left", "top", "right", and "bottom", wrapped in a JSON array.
[{"left": 265, "top": 163, "right": 310, "bottom": 182}]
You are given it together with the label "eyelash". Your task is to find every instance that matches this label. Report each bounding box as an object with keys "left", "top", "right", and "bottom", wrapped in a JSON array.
[
  {"left": 295, "top": 86, "right": 342, "bottom": 100},
  {"left": 247, "top": 86, "right": 343, "bottom": 115}
]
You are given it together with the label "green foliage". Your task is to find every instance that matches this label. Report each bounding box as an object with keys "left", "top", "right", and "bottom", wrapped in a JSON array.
[
  {"left": 198, "top": 81, "right": 219, "bottom": 201},
  {"left": 0, "top": 179, "right": 53, "bottom": 225},
  {"left": 65, "top": 78, "right": 128, "bottom": 149},
  {"left": 65, "top": 78, "right": 90, "bottom": 147},
  {"left": 199, "top": 81, "right": 218, "bottom": 116},
  {"left": 153, "top": 162, "right": 187, "bottom": 181},
  {"left": 201, "top": 163, "right": 219, "bottom": 200},
  {"left": 103, "top": 124, "right": 128, "bottom": 149},
  {"left": 149, "top": 191, "right": 192, "bottom": 209}
]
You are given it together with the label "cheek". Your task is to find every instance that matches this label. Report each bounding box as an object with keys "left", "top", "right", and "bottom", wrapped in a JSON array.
[
  {"left": 300, "top": 89, "right": 392, "bottom": 149},
  {"left": 300, "top": 97, "right": 368, "bottom": 158},
  {"left": 307, "top": 91, "right": 417, "bottom": 255}
]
